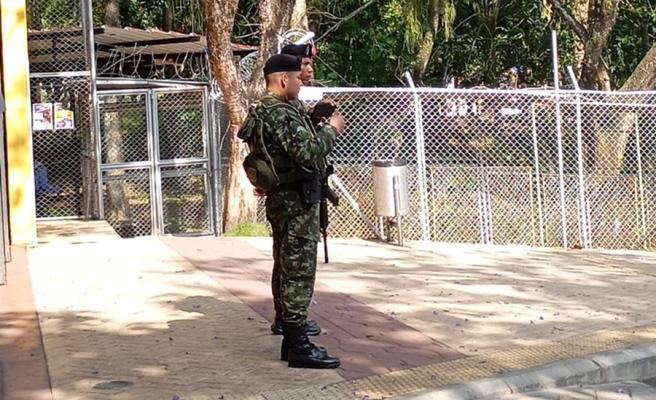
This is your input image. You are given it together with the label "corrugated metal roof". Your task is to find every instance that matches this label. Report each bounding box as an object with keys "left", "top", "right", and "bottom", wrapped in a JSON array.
[
  {"left": 96, "top": 26, "right": 256, "bottom": 56},
  {"left": 27, "top": 26, "right": 256, "bottom": 62}
]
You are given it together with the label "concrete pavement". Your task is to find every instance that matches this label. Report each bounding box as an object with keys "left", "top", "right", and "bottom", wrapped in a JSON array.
[
  {"left": 492, "top": 382, "right": 656, "bottom": 400},
  {"left": 4, "top": 220, "right": 656, "bottom": 399}
]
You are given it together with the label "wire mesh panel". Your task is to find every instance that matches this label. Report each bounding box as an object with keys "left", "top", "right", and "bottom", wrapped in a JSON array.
[
  {"left": 28, "top": 0, "right": 96, "bottom": 219},
  {"left": 420, "top": 90, "right": 541, "bottom": 245},
  {"left": 99, "top": 93, "right": 149, "bottom": 164},
  {"left": 161, "top": 165, "right": 211, "bottom": 235},
  {"left": 98, "top": 90, "right": 153, "bottom": 238},
  {"left": 322, "top": 90, "right": 422, "bottom": 240},
  {"left": 631, "top": 94, "right": 656, "bottom": 249},
  {"left": 219, "top": 87, "right": 656, "bottom": 251},
  {"left": 586, "top": 173, "right": 641, "bottom": 248},
  {"left": 485, "top": 167, "right": 537, "bottom": 245},
  {"left": 540, "top": 173, "right": 580, "bottom": 248},
  {"left": 31, "top": 77, "right": 93, "bottom": 218},
  {"left": 570, "top": 92, "right": 656, "bottom": 249},
  {"left": 102, "top": 168, "right": 152, "bottom": 237},
  {"left": 156, "top": 90, "right": 207, "bottom": 160},
  {"left": 27, "top": 0, "right": 88, "bottom": 74},
  {"left": 99, "top": 88, "right": 213, "bottom": 237},
  {"left": 428, "top": 167, "right": 481, "bottom": 244}
]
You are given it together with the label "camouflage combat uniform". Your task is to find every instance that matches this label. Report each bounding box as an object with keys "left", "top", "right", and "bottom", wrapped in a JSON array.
[{"left": 242, "top": 93, "right": 336, "bottom": 328}]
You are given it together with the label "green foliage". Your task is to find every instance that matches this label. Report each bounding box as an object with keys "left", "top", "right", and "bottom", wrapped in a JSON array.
[
  {"left": 607, "top": 0, "right": 656, "bottom": 87},
  {"left": 224, "top": 222, "right": 272, "bottom": 237},
  {"left": 310, "top": 0, "right": 654, "bottom": 88},
  {"left": 71, "top": 0, "right": 656, "bottom": 87},
  {"left": 91, "top": 0, "right": 205, "bottom": 32}
]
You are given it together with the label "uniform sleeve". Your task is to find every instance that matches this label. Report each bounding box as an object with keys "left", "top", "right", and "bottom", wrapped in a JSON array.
[{"left": 271, "top": 107, "right": 336, "bottom": 166}]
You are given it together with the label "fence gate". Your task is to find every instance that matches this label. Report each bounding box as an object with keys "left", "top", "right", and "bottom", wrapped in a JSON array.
[{"left": 98, "top": 87, "right": 214, "bottom": 237}]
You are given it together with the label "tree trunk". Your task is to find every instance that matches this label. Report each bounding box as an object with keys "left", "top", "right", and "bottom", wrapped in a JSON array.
[
  {"left": 569, "top": 0, "right": 588, "bottom": 74},
  {"left": 202, "top": 0, "right": 296, "bottom": 232},
  {"left": 163, "top": 3, "right": 174, "bottom": 32},
  {"left": 413, "top": 0, "right": 440, "bottom": 82},
  {"left": 591, "top": 43, "right": 656, "bottom": 174},
  {"left": 104, "top": 0, "right": 121, "bottom": 27},
  {"left": 201, "top": 0, "right": 253, "bottom": 232},
  {"left": 291, "top": 0, "right": 308, "bottom": 30},
  {"left": 245, "top": 0, "right": 295, "bottom": 99},
  {"left": 621, "top": 43, "right": 656, "bottom": 90},
  {"left": 579, "top": 0, "right": 619, "bottom": 89}
]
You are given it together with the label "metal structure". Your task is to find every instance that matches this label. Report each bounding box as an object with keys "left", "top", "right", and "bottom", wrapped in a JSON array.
[
  {"left": 242, "top": 87, "right": 656, "bottom": 250},
  {"left": 26, "top": 0, "right": 221, "bottom": 237},
  {"left": 97, "top": 85, "right": 215, "bottom": 237},
  {"left": 27, "top": 0, "right": 97, "bottom": 220}
]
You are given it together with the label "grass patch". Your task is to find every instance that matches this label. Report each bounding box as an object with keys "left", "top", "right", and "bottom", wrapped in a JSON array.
[{"left": 224, "top": 222, "right": 271, "bottom": 237}]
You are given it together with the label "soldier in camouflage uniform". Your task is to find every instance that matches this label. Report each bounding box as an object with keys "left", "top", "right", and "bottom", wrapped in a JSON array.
[
  {"left": 266, "top": 43, "right": 323, "bottom": 337},
  {"left": 238, "top": 54, "right": 345, "bottom": 369}
]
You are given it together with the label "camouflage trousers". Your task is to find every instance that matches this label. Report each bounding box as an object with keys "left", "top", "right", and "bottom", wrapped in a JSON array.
[{"left": 266, "top": 190, "right": 319, "bottom": 328}]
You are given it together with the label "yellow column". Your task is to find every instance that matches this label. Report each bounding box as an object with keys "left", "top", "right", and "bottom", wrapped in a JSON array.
[{"left": 1, "top": 0, "right": 36, "bottom": 245}]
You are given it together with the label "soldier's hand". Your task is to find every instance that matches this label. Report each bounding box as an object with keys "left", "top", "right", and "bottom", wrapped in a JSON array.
[{"left": 329, "top": 112, "right": 346, "bottom": 135}]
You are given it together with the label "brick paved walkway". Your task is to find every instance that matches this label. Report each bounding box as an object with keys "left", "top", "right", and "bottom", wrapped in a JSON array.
[
  {"left": 5, "top": 220, "right": 656, "bottom": 400},
  {"left": 0, "top": 247, "right": 51, "bottom": 400},
  {"left": 25, "top": 222, "right": 341, "bottom": 400},
  {"left": 162, "top": 236, "right": 464, "bottom": 380}
]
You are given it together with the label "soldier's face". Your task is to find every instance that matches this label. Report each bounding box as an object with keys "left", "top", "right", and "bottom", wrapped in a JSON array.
[
  {"left": 285, "top": 71, "right": 303, "bottom": 100},
  {"left": 300, "top": 58, "right": 314, "bottom": 85}
]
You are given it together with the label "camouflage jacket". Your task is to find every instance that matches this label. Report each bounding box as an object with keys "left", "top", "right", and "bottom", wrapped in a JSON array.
[{"left": 240, "top": 93, "right": 337, "bottom": 241}]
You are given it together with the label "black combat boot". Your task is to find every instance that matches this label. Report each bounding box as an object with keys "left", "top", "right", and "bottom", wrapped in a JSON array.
[
  {"left": 271, "top": 315, "right": 321, "bottom": 336},
  {"left": 283, "top": 325, "right": 340, "bottom": 369},
  {"left": 281, "top": 336, "right": 327, "bottom": 361}
]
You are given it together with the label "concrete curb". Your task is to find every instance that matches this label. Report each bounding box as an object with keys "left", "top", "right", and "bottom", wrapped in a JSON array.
[{"left": 396, "top": 342, "right": 656, "bottom": 400}]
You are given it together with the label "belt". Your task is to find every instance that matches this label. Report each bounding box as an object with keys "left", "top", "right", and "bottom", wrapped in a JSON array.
[{"left": 271, "top": 182, "right": 301, "bottom": 192}]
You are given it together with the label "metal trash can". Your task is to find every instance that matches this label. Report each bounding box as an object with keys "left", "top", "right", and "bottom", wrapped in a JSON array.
[
  {"left": 373, "top": 159, "right": 409, "bottom": 217},
  {"left": 372, "top": 159, "right": 408, "bottom": 245}
]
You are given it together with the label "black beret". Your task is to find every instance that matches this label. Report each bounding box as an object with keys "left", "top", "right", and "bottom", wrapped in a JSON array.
[
  {"left": 281, "top": 44, "right": 312, "bottom": 58},
  {"left": 263, "top": 54, "right": 301, "bottom": 76}
]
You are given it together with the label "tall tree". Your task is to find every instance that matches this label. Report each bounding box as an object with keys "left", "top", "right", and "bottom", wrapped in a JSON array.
[
  {"left": 622, "top": 43, "right": 656, "bottom": 90},
  {"left": 411, "top": 0, "right": 442, "bottom": 81},
  {"left": 552, "top": 0, "right": 619, "bottom": 90},
  {"left": 292, "top": 0, "right": 309, "bottom": 30},
  {"left": 201, "top": 0, "right": 294, "bottom": 231}
]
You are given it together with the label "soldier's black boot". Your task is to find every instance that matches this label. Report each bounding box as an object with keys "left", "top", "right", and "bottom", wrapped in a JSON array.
[
  {"left": 283, "top": 325, "right": 340, "bottom": 369},
  {"left": 271, "top": 315, "right": 321, "bottom": 336},
  {"left": 281, "top": 336, "right": 327, "bottom": 361}
]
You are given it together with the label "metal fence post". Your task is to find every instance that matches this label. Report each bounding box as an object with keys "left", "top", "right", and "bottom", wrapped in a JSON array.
[
  {"left": 404, "top": 73, "right": 430, "bottom": 241},
  {"left": 208, "top": 97, "right": 223, "bottom": 236},
  {"left": 531, "top": 103, "right": 546, "bottom": 246},
  {"left": 147, "top": 90, "right": 161, "bottom": 235},
  {"left": 80, "top": 0, "right": 105, "bottom": 220},
  {"left": 567, "top": 66, "right": 591, "bottom": 248},
  {"left": 635, "top": 112, "right": 647, "bottom": 244},
  {"left": 552, "top": 31, "right": 569, "bottom": 248}
]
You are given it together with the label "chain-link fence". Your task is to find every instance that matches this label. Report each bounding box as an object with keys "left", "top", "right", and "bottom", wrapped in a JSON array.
[
  {"left": 227, "top": 87, "right": 656, "bottom": 250},
  {"left": 28, "top": 0, "right": 96, "bottom": 219}
]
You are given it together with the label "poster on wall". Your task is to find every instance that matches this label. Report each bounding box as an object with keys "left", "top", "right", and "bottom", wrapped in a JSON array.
[
  {"left": 54, "top": 103, "right": 75, "bottom": 130},
  {"left": 32, "top": 103, "right": 53, "bottom": 131}
]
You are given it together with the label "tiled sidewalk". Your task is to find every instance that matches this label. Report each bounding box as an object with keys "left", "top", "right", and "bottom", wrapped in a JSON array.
[
  {"left": 5, "top": 220, "right": 656, "bottom": 399},
  {"left": 163, "top": 236, "right": 464, "bottom": 380}
]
